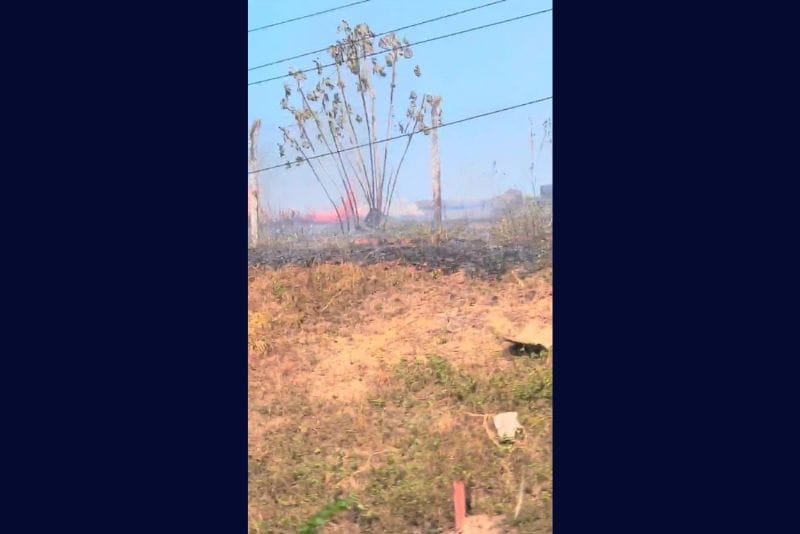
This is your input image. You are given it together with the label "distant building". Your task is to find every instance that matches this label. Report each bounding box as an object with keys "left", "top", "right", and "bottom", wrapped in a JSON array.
[{"left": 539, "top": 184, "right": 553, "bottom": 198}]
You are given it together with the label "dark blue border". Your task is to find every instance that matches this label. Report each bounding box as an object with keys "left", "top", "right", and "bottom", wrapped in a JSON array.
[
  {"left": 4, "top": 0, "right": 797, "bottom": 530},
  {"left": 4, "top": 1, "right": 247, "bottom": 530},
  {"left": 554, "top": 2, "right": 797, "bottom": 532}
]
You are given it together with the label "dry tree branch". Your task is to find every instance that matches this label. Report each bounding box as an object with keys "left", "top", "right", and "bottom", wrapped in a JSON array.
[
  {"left": 383, "top": 95, "right": 427, "bottom": 225},
  {"left": 299, "top": 87, "right": 357, "bottom": 227},
  {"left": 280, "top": 126, "right": 345, "bottom": 232},
  {"left": 334, "top": 62, "right": 373, "bottom": 207},
  {"left": 321, "top": 94, "right": 363, "bottom": 224}
]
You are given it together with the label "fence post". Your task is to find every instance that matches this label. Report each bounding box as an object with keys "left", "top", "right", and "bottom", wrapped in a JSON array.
[
  {"left": 430, "top": 96, "right": 442, "bottom": 231},
  {"left": 248, "top": 119, "right": 262, "bottom": 247}
]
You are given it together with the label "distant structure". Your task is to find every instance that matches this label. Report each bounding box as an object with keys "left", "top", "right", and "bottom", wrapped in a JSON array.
[
  {"left": 490, "top": 189, "right": 524, "bottom": 212},
  {"left": 413, "top": 189, "right": 524, "bottom": 220},
  {"left": 539, "top": 184, "right": 553, "bottom": 198}
]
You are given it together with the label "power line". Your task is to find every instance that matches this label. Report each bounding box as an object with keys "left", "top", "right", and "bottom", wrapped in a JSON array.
[
  {"left": 249, "top": 0, "right": 507, "bottom": 72},
  {"left": 248, "top": 7, "right": 552, "bottom": 86},
  {"left": 250, "top": 96, "right": 552, "bottom": 174},
  {"left": 248, "top": 0, "right": 371, "bottom": 34}
]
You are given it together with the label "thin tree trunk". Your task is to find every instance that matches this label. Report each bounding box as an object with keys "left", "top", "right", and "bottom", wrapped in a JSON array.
[
  {"left": 354, "top": 47, "right": 379, "bottom": 227},
  {"left": 281, "top": 127, "right": 345, "bottom": 233},
  {"left": 359, "top": 88, "right": 378, "bottom": 222},
  {"left": 383, "top": 108, "right": 424, "bottom": 228},
  {"left": 370, "top": 88, "right": 381, "bottom": 214},
  {"left": 355, "top": 57, "right": 378, "bottom": 215},
  {"left": 380, "top": 52, "right": 398, "bottom": 215},
  {"left": 299, "top": 89, "right": 358, "bottom": 228},
  {"left": 321, "top": 97, "right": 361, "bottom": 227},
  {"left": 335, "top": 66, "right": 372, "bottom": 208}
]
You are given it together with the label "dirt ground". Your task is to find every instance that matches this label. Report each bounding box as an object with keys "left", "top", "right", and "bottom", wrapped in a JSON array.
[{"left": 249, "top": 241, "right": 552, "bottom": 533}]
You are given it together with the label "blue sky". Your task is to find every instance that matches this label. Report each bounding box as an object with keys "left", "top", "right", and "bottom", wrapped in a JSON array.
[{"left": 248, "top": 0, "right": 552, "bottom": 214}]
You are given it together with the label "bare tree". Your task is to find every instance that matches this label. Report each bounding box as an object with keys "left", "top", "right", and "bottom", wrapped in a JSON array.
[
  {"left": 248, "top": 119, "right": 262, "bottom": 247},
  {"left": 278, "top": 21, "right": 429, "bottom": 230}
]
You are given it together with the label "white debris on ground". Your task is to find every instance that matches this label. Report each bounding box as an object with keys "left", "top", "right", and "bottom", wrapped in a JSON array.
[{"left": 493, "top": 412, "right": 522, "bottom": 443}]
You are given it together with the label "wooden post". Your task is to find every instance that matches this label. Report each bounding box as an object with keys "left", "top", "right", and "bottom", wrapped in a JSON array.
[
  {"left": 529, "top": 118, "right": 538, "bottom": 237},
  {"left": 453, "top": 480, "right": 466, "bottom": 532},
  {"left": 430, "top": 96, "right": 442, "bottom": 230},
  {"left": 248, "top": 120, "right": 262, "bottom": 247}
]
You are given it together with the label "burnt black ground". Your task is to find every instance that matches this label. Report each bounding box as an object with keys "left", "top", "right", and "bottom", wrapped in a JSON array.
[{"left": 248, "top": 236, "right": 551, "bottom": 279}]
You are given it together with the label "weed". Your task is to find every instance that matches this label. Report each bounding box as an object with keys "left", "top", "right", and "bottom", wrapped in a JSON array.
[
  {"left": 272, "top": 281, "right": 286, "bottom": 300},
  {"left": 297, "top": 496, "right": 357, "bottom": 534},
  {"left": 492, "top": 197, "right": 552, "bottom": 247}
]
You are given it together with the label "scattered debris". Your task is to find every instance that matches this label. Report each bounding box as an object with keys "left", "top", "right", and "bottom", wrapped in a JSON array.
[
  {"left": 493, "top": 412, "right": 522, "bottom": 443},
  {"left": 488, "top": 313, "right": 552, "bottom": 358},
  {"left": 506, "top": 341, "right": 549, "bottom": 357}
]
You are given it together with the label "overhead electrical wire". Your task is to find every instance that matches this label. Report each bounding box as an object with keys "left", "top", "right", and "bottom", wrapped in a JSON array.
[
  {"left": 248, "top": 0, "right": 372, "bottom": 33},
  {"left": 248, "top": 0, "right": 508, "bottom": 71},
  {"left": 248, "top": 8, "right": 553, "bottom": 87},
  {"left": 249, "top": 96, "right": 553, "bottom": 174}
]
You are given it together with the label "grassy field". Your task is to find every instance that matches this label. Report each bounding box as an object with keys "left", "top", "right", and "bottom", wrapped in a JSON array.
[{"left": 249, "top": 210, "right": 552, "bottom": 533}]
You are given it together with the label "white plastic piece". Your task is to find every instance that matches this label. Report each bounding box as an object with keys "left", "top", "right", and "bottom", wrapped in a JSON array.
[{"left": 493, "top": 412, "right": 521, "bottom": 443}]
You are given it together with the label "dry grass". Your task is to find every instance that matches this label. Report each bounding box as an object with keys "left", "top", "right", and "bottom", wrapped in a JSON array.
[
  {"left": 491, "top": 199, "right": 552, "bottom": 247},
  {"left": 249, "top": 260, "right": 552, "bottom": 533}
]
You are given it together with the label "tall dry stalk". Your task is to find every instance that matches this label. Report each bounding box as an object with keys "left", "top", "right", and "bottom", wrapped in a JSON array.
[
  {"left": 527, "top": 117, "right": 553, "bottom": 236},
  {"left": 531, "top": 117, "right": 552, "bottom": 197}
]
